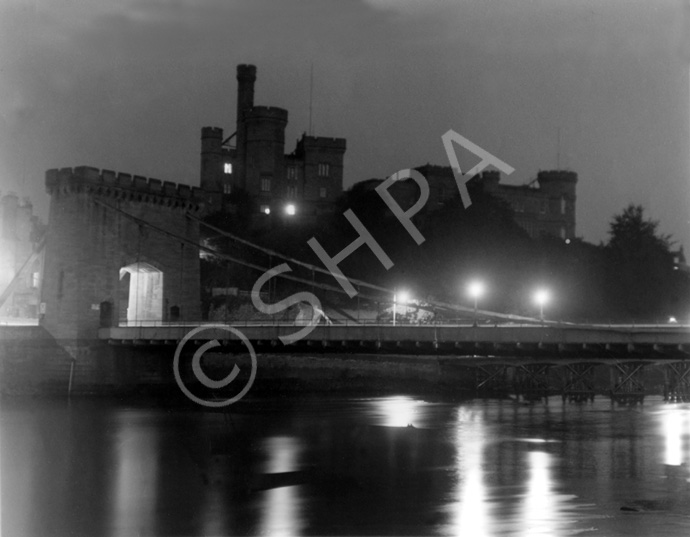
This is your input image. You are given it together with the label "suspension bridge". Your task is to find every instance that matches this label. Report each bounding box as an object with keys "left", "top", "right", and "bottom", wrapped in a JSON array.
[{"left": 3, "top": 166, "right": 690, "bottom": 402}]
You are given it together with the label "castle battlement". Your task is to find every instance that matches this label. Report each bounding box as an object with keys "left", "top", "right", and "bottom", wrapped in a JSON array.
[
  {"left": 537, "top": 170, "right": 578, "bottom": 183},
  {"left": 247, "top": 106, "right": 288, "bottom": 121},
  {"left": 45, "top": 166, "right": 204, "bottom": 210},
  {"left": 301, "top": 135, "right": 347, "bottom": 150},
  {"left": 201, "top": 126, "right": 224, "bottom": 139}
]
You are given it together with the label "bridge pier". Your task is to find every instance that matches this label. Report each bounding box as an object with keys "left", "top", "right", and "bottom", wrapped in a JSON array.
[
  {"left": 610, "top": 362, "right": 645, "bottom": 404},
  {"left": 663, "top": 362, "right": 690, "bottom": 402}
]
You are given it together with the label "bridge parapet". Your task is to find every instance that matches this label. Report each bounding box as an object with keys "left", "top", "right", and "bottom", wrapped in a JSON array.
[{"left": 45, "top": 166, "right": 204, "bottom": 211}]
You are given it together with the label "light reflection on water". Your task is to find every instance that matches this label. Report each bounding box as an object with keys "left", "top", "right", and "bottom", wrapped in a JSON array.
[
  {"left": 2, "top": 396, "right": 690, "bottom": 536},
  {"left": 660, "top": 405, "right": 690, "bottom": 467},
  {"left": 259, "top": 436, "right": 304, "bottom": 537},
  {"left": 110, "top": 413, "right": 160, "bottom": 537},
  {"left": 452, "top": 407, "right": 490, "bottom": 536}
]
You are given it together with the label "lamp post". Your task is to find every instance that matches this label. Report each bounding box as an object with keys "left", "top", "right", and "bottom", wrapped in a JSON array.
[
  {"left": 534, "top": 289, "right": 549, "bottom": 323},
  {"left": 467, "top": 281, "right": 484, "bottom": 327},
  {"left": 393, "top": 290, "right": 409, "bottom": 326}
]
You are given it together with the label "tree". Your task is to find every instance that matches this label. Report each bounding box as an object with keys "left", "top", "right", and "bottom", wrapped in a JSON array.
[{"left": 604, "top": 204, "right": 677, "bottom": 320}]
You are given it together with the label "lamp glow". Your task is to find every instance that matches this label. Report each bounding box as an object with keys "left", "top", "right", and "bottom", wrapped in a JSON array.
[
  {"left": 285, "top": 204, "right": 296, "bottom": 216},
  {"left": 467, "top": 281, "right": 484, "bottom": 299},
  {"left": 534, "top": 289, "right": 550, "bottom": 322},
  {"left": 534, "top": 289, "right": 549, "bottom": 306}
]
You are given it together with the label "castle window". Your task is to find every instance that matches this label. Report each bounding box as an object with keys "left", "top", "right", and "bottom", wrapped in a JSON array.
[
  {"left": 560, "top": 196, "right": 566, "bottom": 215},
  {"left": 224, "top": 163, "right": 233, "bottom": 174},
  {"left": 319, "top": 187, "right": 327, "bottom": 199},
  {"left": 560, "top": 226, "right": 566, "bottom": 239},
  {"left": 318, "top": 163, "right": 330, "bottom": 177},
  {"left": 287, "top": 186, "right": 296, "bottom": 199},
  {"left": 261, "top": 177, "right": 271, "bottom": 192},
  {"left": 223, "top": 184, "right": 232, "bottom": 194},
  {"left": 287, "top": 166, "right": 297, "bottom": 179},
  {"left": 540, "top": 200, "right": 547, "bottom": 214}
]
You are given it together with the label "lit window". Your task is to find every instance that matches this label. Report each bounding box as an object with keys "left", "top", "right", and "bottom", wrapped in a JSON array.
[
  {"left": 223, "top": 184, "right": 232, "bottom": 194},
  {"left": 319, "top": 187, "right": 327, "bottom": 198},
  {"left": 318, "top": 163, "right": 330, "bottom": 177},
  {"left": 260, "top": 205, "right": 270, "bottom": 215},
  {"left": 287, "top": 166, "right": 296, "bottom": 179},
  {"left": 285, "top": 204, "right": 296, "bottom": 216},
  {"left": 224, "top": 163, "right": 233, "bottom": 174},
  {"left": 261, "top": 177, "right": 271, "bottom": 192}
]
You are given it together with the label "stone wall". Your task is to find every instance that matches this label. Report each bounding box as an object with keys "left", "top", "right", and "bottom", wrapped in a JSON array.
[{"left": 42, "top": 166, "right": 203, "bottom": 343}]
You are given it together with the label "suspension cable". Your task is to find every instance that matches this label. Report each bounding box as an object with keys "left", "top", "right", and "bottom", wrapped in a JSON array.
[
  {"left": 187, "top": 212, "right": 391, "bottom": 294},
  {"left": 94, "top": 199, "right": 391, "bottom": 303}
]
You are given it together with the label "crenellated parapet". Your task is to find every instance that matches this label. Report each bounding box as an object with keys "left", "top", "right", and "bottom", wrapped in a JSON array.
[
  {"left": 247, "top": 106, "right": 289, "bottom": 122},
  {"left": 537, "top": 170, "right": 578, "bottom": 183},
  {"left": 45, "top": 166, "right": 204, "bottom": 211},
  {"left": 301, "top": 135, "right": 346, "bottom": 151}
]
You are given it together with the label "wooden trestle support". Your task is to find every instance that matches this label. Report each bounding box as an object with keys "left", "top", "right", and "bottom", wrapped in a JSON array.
[
  {"left": 513, "top": 364, "right": 552, "bottom": 402},
  {"left": 560, "top": 363, "right": 596, "bottom": 403},
  {"left": 609, "top": 362, "right": 645, "bottom": 405},
  {"left": 663, "top": 362, "right": 690, "bottom": 403}
]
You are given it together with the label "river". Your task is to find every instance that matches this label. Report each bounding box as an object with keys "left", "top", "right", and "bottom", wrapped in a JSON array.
[{"left": 1, "top": 395, "right": 690, "bottom": 536}]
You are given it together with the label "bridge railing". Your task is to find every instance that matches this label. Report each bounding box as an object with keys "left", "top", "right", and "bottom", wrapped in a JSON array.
[{"left": 117, "top": 319, "right": 689, "bottom": 330}]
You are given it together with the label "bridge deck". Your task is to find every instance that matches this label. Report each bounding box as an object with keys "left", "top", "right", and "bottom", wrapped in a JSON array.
[{"left": 99, "top": 323, "right": 690, "bottom": 360}]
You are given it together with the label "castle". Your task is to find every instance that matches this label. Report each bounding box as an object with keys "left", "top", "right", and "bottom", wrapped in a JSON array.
[
  {"left": 417, "top": 165, "right": 578, "bottom": 240},
  {"left": 353, "top": 165, "right": 577, "bottom": 241},
  {"left": 198, "top": 64, "right": 577, "bottom": 239},
  {"left": 200, "top": 64, "right": 347, "bottom": 219}
]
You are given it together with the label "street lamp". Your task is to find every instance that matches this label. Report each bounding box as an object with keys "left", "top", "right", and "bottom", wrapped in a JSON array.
[
  {"left": 393, "top": 290, "right": 410, "bottom": 326},
  {"left": 534, "top": 289, "right": 550, "bottom": 322},
  {"left": 467, "top": 281, "right": 484, "bottom": 327}
]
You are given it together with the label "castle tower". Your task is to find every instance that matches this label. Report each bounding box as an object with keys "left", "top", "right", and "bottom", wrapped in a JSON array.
[
  {"left": 236, "top": 64, "right": 257, "bottom": 190},
  {"left": 41, "top": 166, "right": 202, "bottom": 341},
  {"left": 536, "top": 170, "right": 578, "bottom": 239},
  {"left": 244, "top": 107, "right": 288, "bottom": 199},
  {"left": 197, "top": 63, "right": 346, "bottom": 220},
  {"left": 200, "top": 126, "right": 223, "bottom": 198},
  {"left": 295, "top": 135, "right": 346, "bottom": 213}
]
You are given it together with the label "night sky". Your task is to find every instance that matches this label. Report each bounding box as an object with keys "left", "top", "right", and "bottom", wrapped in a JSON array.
[{"left": 1, "top": 0, "right": 689, "bottom": 249}]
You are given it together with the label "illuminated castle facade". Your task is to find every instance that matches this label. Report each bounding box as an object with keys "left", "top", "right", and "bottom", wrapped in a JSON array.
[{"left": 200, "top": 64, "right": 346, "bottom": 219}]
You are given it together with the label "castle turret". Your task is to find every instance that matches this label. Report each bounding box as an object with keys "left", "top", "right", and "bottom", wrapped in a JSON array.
[
  {"left": 200, "top": 126, "right": 223, "bottom": 198},
  {"left": 236, "top": 64, "right": 257, "bottom": 190},
  {"left": 536, "top": 170, "right": 577, "bottom": 197}
]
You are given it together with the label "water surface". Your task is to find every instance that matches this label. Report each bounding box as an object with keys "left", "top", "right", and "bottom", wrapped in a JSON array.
[{"left": 2, "top": 395, "right": 690, "bottom": 536}]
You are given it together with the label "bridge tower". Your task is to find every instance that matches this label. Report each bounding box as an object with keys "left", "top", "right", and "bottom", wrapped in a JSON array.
[{"left": 41, "top": 166, "right": 203, "bottom": 343}]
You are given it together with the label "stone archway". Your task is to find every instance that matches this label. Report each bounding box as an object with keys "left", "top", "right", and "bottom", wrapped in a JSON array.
[{"left": 119, "top": 262, "right": 163, "bottom": 325}]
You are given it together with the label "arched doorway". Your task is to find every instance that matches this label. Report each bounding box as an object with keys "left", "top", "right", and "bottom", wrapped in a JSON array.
[{"left": 119, "top": 262, "right": 164, "bottom": 325}]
